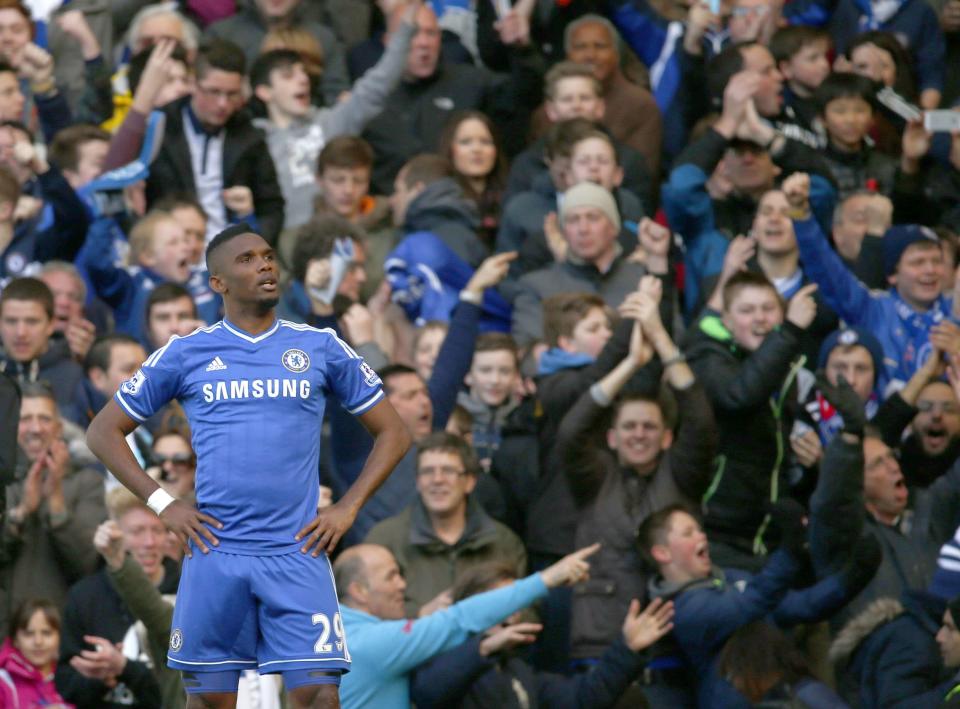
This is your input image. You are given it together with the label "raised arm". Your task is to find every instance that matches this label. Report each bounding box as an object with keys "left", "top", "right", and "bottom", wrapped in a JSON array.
[{"left": 785, "top": 173, "right": 874, "bottom": 325}]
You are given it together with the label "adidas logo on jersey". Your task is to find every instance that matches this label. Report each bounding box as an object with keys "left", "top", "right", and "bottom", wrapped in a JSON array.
[{"left": 205, "top": 356, "right": 228, "bottom": 372}]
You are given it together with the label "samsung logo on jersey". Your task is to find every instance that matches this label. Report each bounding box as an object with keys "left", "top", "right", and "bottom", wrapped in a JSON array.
[{"left": 202, "top": 379, "right": 311, "bottom": 402}]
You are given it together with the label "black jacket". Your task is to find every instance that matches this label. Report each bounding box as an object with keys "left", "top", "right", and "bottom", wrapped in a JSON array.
[
  {"left": 145, "top": 96, "right": 285, "bottom": 246},
  {"left": 55, "top": 560, "right": 180, "bottom": 708},
  {"left": 686, "top": 313, "right": 806, "bottom": 553},
  {"left": 403, "top": 178, "right": 487, "bottom": 268},
  {"left": 362, "top": 56, "right": 542, "bottom": 194},
  {"left": 1, "top": 338, "right": 83, "bottom": 412}
]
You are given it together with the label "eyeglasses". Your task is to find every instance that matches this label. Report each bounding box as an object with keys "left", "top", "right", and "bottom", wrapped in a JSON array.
[{"left": 416, "top": 466, "right": 467, "bottom": 479}]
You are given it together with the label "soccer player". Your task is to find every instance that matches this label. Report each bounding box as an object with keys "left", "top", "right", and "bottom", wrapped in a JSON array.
[{"left": 86, "top": 224, "right": 411, "bottom": 709}]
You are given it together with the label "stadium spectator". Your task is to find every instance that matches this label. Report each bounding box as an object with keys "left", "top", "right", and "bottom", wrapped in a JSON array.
[
  {"left": 3, "top": 382, "right": 106, "bottom": 630},
  {"left": 0, "top": 277, "right": 83, "bottom": 408},
  {"left": 0, "top": 598, "right": 71, "bottom": 708},
  {"left": 142, "top": 283, "right": 203, "bottom": 353},
  {"left": 144, "top": 39, "right": 285, "bottom": 245},
  {"left": 366, "top": 431, "right": 527, "bottom": 616}
]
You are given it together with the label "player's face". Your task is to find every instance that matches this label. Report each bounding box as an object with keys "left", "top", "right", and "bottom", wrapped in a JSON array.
[
  {"left": 364, "top": 547, "right": 407, "bottom": 620},
  {"left": 118, "top": 507, "right": 167, "bottom": 580},
  {"left": 385, "top": 372, "right": 433, "bottom": 441},
  {"left": 416, "top": 450, "right": 476, "bottom": 517},
  {"left": 17, "top": 396, "right": 61, "bottom": 463},
  {"left": 210, "top": 232, "right": 280, "bottom": 310}
]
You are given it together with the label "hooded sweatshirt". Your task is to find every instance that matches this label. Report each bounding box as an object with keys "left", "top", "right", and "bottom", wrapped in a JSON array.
[
  {"left": 255, "top": 21, "right": 415, "bottom": 229},
  {"left": 403, "top": 178, "right": 487, "bottom": 268}
]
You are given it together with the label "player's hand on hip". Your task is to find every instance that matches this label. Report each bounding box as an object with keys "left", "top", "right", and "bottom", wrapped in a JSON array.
[
  {"left": 160, "top": 499, "right": 222, "bottom": 557},
  {"left": 296, "top": 500, "right": 357, "bottom": 556}
]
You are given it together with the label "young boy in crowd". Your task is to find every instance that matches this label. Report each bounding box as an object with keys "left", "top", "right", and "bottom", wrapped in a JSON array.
[
  {"left": 0, "top": 125, "right": 89, "bottom": 281},
  {"left": 638, "top": 503, "right": 879, "bottom": 708},
  {"left": 81, "top": 211, "right": 219, "bottom": 344},
  {"left": 152, "top": 194, "right": 208, "bottom": 267},
  {"left": 506, "top": 61, "right": 652, "bottom": 206},
  {"left": 770, "top": 25, "right": 832, "bottom": 132},
  {"left": 458, "top": 333, "right": 523, "bottom": 472},
  {"left": 538, "top": 293, "right": 613, "bottom": 376},
  {"left": 499, "top": 120, "right": 645, "bottom": 279},
  {"left": 313, "top": 136, "right": 395, "bottom": 300},
  {"left": 47, "top": 124, "right": 110, "bottom": 190},
  {"left": 250, "top": 3, "right": 417, "bottom": 232},
  {"left": 815, "top": 72, "right": 897, "bottom": 198},
  {"left": 788, "top": 171, "right": 957, "bottom": 393},
  {"left": 686, "top": 271, "right": 818, "bottom": 571}
]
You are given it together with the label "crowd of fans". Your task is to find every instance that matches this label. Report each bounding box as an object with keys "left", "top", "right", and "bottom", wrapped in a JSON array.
[{"left": 1, "top": 0, "right": 960, "bottom": 706}]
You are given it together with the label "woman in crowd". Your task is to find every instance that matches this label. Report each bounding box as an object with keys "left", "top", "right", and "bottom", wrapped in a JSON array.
[{"left": 439, "top": 111, "right": 508, "bottom": 247}]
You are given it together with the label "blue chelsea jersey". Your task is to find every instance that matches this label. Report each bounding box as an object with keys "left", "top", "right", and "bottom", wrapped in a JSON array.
[{"left": 114, "top": 318, "right": 384, "bottom": 554}]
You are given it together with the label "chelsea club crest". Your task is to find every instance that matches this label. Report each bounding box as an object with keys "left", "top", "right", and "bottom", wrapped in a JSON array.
[
  {"left": 170, "top": 628, "right": 183, "bottom": 651},
  {"left": 282, "top": 349, "right": 310, "bottom": 373}
]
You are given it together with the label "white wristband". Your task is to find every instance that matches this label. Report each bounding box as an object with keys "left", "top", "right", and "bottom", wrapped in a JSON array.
[{"left": 146, "top": 488, "right": 176, "bottom": 516}]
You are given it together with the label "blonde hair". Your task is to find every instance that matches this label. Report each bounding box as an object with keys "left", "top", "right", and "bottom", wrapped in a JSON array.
[
  {"left": 106, "top": 486, "right": 153, "bottom": 521},
  {"left": 128, "top": 211, "right": 177, "bottom": 266},
  {"left": 261, "top": 27, "right": 324, "bottom": 76}
]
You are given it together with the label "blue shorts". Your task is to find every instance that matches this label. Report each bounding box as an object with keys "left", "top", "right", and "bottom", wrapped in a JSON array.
[{"left": 167, "top": 549, "right": 350, "bottom": 680}]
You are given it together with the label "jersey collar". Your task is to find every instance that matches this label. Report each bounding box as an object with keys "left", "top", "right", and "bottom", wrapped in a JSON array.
[{"left": 222, "top": 318, "right": 280, "bottom": 343}]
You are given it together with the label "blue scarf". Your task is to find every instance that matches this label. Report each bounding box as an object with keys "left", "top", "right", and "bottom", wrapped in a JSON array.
[{"left": 538, "top": 348, "right": 596, "bottom": 376}]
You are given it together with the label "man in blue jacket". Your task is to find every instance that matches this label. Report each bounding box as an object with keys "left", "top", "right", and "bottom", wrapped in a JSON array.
[
  {"left": 785, "top": 171, "right": 957, "bottom": 395},
  {"left": 333, "top": 542, "right": 600, "bottom": 709}
]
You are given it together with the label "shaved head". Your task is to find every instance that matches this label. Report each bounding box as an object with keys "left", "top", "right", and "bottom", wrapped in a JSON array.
[
  {"left": 205, "top": 222, "right": 259, "bottom": 275},
  {"left": 333, "top": 545, "right": 372, "bottom": 598}
]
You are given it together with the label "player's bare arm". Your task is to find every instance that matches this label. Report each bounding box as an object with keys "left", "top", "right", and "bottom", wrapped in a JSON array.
[
  {"left": 87, "top": 399, "right": 222, "bottom": 557},
  {"left": 296, "top": 398, "right": 411, "bottom": 555}
]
